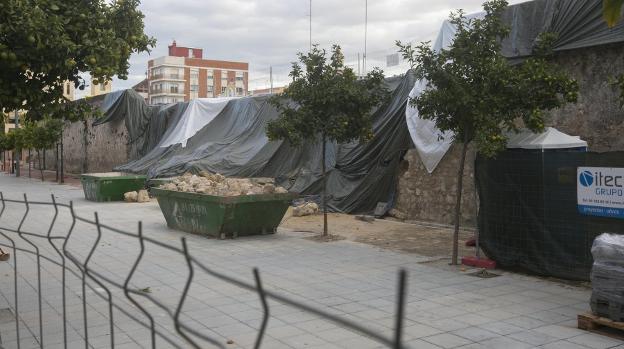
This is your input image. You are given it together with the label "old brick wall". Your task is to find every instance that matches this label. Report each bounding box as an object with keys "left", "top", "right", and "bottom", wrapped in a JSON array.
[{"left": 395, "top": 43, "right": 624, "bottom": 227}]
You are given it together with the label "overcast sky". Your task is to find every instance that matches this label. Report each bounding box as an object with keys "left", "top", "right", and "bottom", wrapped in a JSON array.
[{"left": 104, "top": 0, "right": 526, "bottom": 94}]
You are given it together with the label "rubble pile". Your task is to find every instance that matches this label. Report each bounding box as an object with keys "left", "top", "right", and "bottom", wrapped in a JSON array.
[
  {"left": 160, "top": 172, "right": 289, "bottom": 196},
  {"left": 292, "top": 202, "right": 319, "bottom": 217},
  {"left": 124, "top": 189, "right": 150, "bottom": 203}
]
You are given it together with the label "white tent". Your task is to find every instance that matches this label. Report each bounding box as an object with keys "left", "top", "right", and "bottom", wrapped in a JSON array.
[{"left": 506, "top": 127, "right": 587, "bottom": 150}]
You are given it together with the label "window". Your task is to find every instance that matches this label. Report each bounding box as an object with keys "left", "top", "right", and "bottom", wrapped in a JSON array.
[
  {"left": 221, "top": 86, "right": 227, "bottom": 94},
  {"left": 207, "top": 85, "right": 213, "bottom": 93},
  {"left": 236, "top": 87, "right": 244, "bottom": 95},
  {"left": 100, "top": 83, "right": 106, "bottom": 91},
  {"left": 190, "top": 91, "right": 198, "bottom": 100},
  {"left": 207, "top": 70, "right": 214, "bottom": 86},
  {"left": 190, "top": 85, "right": 199, "bottom": 92}
]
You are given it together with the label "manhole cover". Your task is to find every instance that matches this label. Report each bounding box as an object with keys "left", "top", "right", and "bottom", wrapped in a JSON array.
[
  {"left": 468, "top": 269, "right": 500, "bottom": 278},
  {"left": 0, "top": 308, "right": 15, "bottom": 325}
]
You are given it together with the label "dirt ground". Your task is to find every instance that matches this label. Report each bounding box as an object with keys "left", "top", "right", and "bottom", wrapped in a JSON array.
[{"left": 280, "top": 208, "right": 477, "bottom": 259}]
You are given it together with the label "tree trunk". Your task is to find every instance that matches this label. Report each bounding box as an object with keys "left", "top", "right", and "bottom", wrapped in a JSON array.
[
  {"left": 43, "top": 149, "right": 46, "bottom": 170},
  {"left": 38, "top": 150, "right": 44, "bottom": 182},
  {"left": 28, "top": 149, "right": 31, "bottom": 178},
  {"left": 452, "top": 140, "right": 470, "bottom": 265},
  {"left": 82, "top": 119, "right": 88, "bottom": 174},
  {"left": 60, "top": 129, "right": 64, "bottom": 184},
  {"left": 15, "top": 149, "right": 20, "bottom": 177},
  {"left": 55, "top": 143, "right": 59, "bottom": 182},
  {"left": 321, "top": 133, "right": 328, "bottom": 237}
]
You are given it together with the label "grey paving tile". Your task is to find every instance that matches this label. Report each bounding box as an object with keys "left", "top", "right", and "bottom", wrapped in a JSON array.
[
  {"left": 452, "top": 326, "right": 500, "bottom": 342},
  {"left": 423, "top": 333, "right": 473, "bottom": 348},
  {"left": 566, "top": 332, "right": 624, "bottom": 349},
  {"left": 507, "top": 329, "right": 560, "bottom": 346}
]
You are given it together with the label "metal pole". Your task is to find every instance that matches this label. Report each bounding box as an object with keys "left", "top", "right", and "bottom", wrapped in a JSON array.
[
  {"left": 60, "top": 129, "right": 64, "bottom": 184},
  {"left": 358, "top": 53, "right": 361, "bottom": 77},
  {"left": 14, "top": 110, "right": 20, "bottom": 177},
  {"left": 269, "top": 66, "right": 273, "bottom": 94},
  {"left": 364, "top": 0, "right": 368, "bottom": 75},
  {"left": 309, "top": 0, "right": 312, "bottom": 51}
]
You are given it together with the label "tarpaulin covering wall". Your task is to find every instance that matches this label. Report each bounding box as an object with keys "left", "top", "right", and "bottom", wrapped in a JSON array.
[
  {"left": 407, "top": 0, "right": 624, "bottom": 173},
  {"left": 476, "top": 151, "right": 624, "bottom": 281},
  {"left": 94, "top": 90, "right": 188, "bottom": 160},
  {"left": 100, "top": 74, "right": 414, "bottom": 214}
]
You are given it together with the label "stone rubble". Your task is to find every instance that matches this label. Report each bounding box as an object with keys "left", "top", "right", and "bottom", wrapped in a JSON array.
[
  {"left": 124, "top": 191, "right": 138, "bottom": 202},
  {"left": 124, "top": 189, "right": 151, "bottom": 203},
  {"left": 137, "top": 189, "right": 150, "bottom": 203},
  {"left": 292, "top": 202, "right": 319, "bottom": 217},
  {"left": 160, "top": 172, "right": 289, "bottom": 196}
]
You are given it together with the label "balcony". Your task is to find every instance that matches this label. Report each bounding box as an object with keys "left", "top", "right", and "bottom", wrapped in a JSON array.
[
  {"left": 150, "top": 73, "right": 184, "bottom": 81},
  {"left": 150, "top": 87, "right": 185, "bottom": 96}
]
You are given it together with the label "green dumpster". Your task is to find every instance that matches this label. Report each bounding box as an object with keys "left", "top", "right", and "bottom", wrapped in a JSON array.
[
  {"left": 151, "top": 187, "right": 295, "bottom": 239},
  {"left": 81, "top": 172, "right": 147, "bottom": 202}
]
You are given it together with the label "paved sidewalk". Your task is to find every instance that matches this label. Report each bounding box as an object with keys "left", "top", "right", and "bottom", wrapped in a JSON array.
[{"left": 0, "top": 175, "right": 620, "bottom": 349}]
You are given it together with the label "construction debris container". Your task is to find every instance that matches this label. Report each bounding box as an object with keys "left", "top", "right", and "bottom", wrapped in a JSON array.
[
  {"left": 81, "top": 172, "right": 147, "bottom": 202},
  {"left": 151, "top": 188, "right": 295, "bottom": 238}
]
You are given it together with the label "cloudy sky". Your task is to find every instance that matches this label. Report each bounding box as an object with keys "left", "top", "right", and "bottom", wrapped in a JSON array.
[{"left": 106, "top": 0, "right": 526, "bottom": 94}]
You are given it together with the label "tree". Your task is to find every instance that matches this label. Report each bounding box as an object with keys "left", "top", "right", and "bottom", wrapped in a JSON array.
[
  {"left": 398, "top": 0, "right": 579, "bottom": 265},
  {"left": 29, "top": 118, "right": 63, "bottom": 181},
  {"left": 0, "top": 0, "right": 155, "bottom": 114},
  {"left": 267, "top": 45, "right": 388, "bottom": 237}
]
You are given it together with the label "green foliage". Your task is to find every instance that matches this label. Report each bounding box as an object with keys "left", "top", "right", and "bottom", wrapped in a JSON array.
[
  {"left": 267, "top": 45, "right": 388, "bottom": 145},
  {"left": 603, "top": 0, "right": 624, "bottom": 27},
  {"left": 0, "top": 118, "right": 63, "bottom": 152},
  {"left": 397, "top": 0, "right": 578, "bottom": 157},
  {"left": 0, "top": 0, "right": 155, "bottom": 114}
]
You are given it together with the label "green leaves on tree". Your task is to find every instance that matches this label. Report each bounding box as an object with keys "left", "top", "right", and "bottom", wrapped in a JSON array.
[
  {"left": 267, "top": 44, "right": 388, "bottom": 146},
  {"left": 0, "top": 0, "right": 156, "bottom": 115},
  {"left": 397, "top": 0, "right": 578, "bottom": 158}
]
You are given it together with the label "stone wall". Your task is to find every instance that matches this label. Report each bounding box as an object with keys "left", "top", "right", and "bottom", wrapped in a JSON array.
[
  {"left": 41, "top": 117, "right": 129, "bottom": 174},
  {"left": 395, "top": 43, "right": 624, "bottom": 226}
]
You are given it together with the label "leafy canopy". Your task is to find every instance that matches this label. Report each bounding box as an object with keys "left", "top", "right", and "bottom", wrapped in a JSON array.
[
  {"left": 0, "top": 0, "right": 155, "bottom": 115},
  {"left": 267, "top": 45, "right": 388, "bottom": 145},
  {"left": 397, "top": 0, "right": 578, "bottom": 157},
  {"left": 0, "top": 117, "right": 63, "bottom": 152}
]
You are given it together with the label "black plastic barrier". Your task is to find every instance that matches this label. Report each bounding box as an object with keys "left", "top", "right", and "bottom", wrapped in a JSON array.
[{"left": 476, "top": 150, "right": 624, "bottom": 281}]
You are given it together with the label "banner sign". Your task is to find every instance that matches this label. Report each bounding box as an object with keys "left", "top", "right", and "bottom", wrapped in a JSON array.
[{"left": 578, "top": 167, "right": 624, "bottom": 219}]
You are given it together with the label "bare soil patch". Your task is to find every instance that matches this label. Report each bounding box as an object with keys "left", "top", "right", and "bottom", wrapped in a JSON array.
[{"left": 280, "top": 208, "right": 476, "bottom": 258}]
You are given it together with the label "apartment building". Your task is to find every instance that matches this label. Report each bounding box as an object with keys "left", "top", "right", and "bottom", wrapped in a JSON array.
[{"left": 147, "top": 41, "right": 249, "bottom": 104}]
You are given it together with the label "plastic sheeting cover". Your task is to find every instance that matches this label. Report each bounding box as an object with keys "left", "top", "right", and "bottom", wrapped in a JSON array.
[
  {"left": 112, "top": 73, "right": 415, "bottom": 214},
  {"left": 158, "top": 97, "right": 235, "bottom": 148}
]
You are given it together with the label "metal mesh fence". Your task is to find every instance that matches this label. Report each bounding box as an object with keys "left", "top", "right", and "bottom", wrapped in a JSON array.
[{"left": 0, "top": 193, "right": 407, "bottom": 348}]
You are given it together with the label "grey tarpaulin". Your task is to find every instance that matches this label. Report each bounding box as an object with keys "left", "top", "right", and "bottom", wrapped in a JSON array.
[
  {"left": 102, "top": 73, "right": 415, "bottom": 214},
  {"left": 500, "top": 0, "right": 624, "bottom": 58},
  {"left": 93, "top": 90, "right": 188, "bottom": 160}
]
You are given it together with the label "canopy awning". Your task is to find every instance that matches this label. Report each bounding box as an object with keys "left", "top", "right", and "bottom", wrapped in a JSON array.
[{"left": 506, "top": 127, "right": 587, "bottom": 150}]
